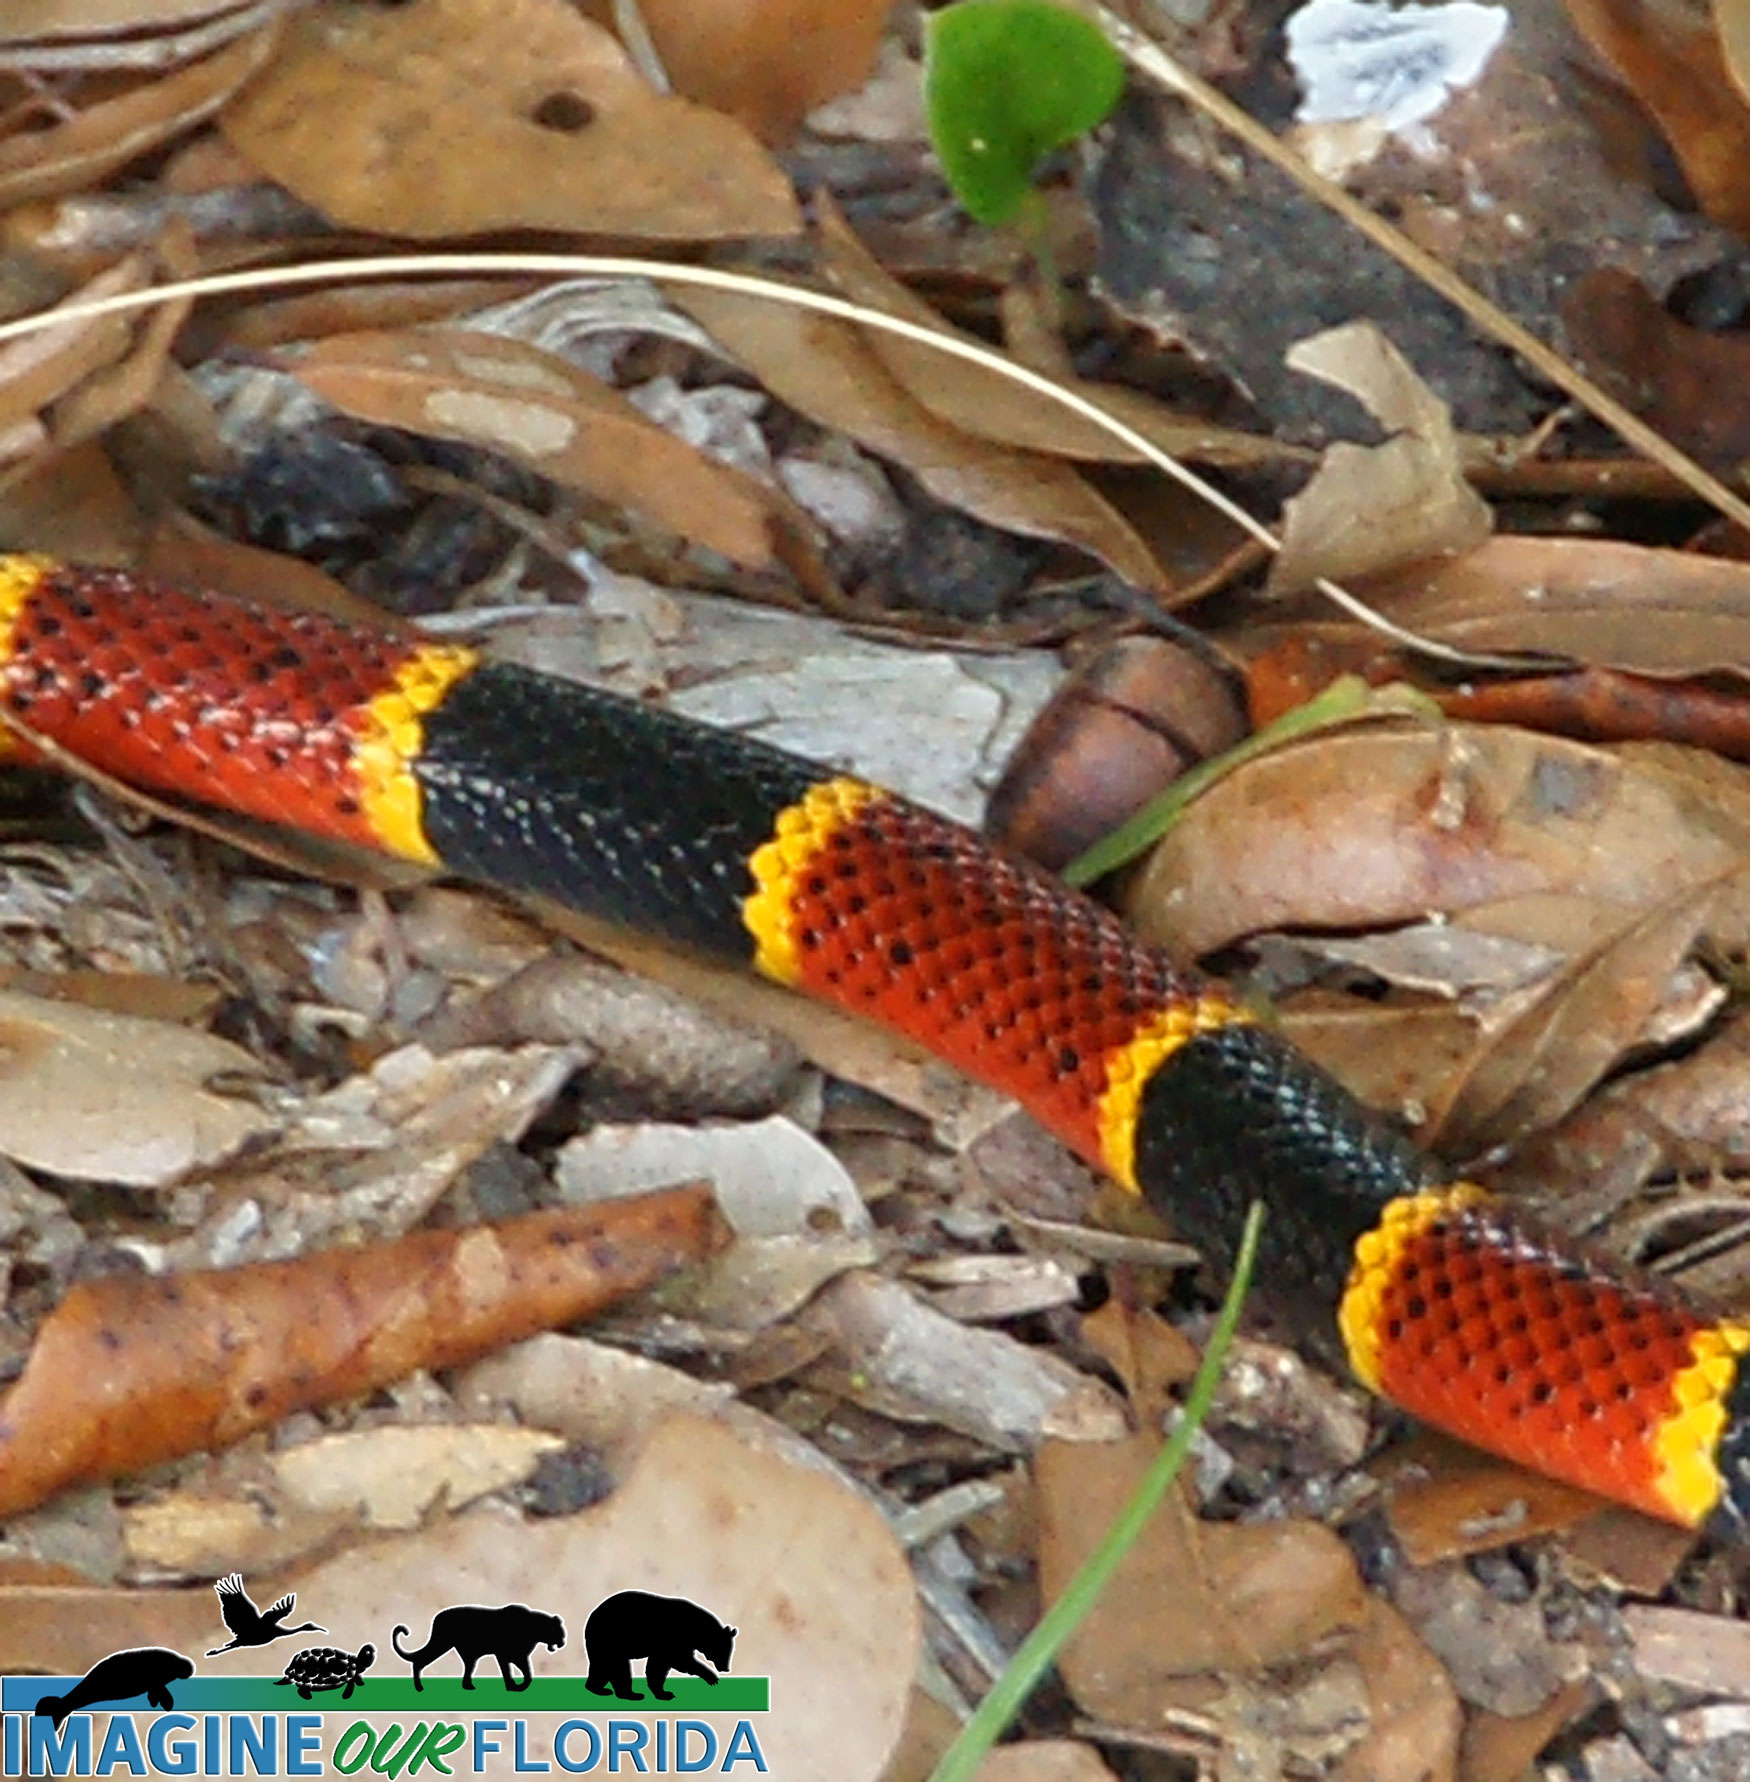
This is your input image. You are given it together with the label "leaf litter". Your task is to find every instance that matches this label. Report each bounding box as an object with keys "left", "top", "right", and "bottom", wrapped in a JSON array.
[{"left": 5, "top": 0, "right": 1750, "bottom": 1774}]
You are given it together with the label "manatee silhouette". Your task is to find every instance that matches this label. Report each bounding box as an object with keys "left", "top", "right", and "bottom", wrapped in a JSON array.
[{"left": 35, "top": 1648, "right": 195, "bottom": 1730}]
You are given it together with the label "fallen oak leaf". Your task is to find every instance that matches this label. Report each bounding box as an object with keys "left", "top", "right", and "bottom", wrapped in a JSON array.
[
  {"left": 220, "top": 0, "right": 798, "bottom": 241},
  {"left": 0, "top": 1182, "right": 724, "bottom": 1518}
]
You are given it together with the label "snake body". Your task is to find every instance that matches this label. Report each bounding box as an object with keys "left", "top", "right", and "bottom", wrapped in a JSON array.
[{"left": 1, "top": 554, "right": 1745, "bottom": 1537}]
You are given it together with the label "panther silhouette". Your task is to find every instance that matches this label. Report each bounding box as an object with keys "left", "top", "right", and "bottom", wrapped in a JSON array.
[{"left": 392, "top": 1604, "right": 565, "bottom": 1691}]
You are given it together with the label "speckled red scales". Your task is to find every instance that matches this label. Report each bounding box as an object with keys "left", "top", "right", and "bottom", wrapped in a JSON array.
[{"left": 0, "top": 553, "right": 1745, "bottom": 1537}]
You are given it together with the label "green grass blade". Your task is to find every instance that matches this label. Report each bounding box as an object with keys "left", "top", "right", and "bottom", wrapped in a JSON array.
[{"left": 927, "top": 1200, "right": 1265, "bottom": 1781}]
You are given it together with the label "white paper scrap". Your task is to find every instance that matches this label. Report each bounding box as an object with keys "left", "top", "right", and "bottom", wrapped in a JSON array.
[{"left": 1286, "top": 0, "right": 1509, "bottom": 132}]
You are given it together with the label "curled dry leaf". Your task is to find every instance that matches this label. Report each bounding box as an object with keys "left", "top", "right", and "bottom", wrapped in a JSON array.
[
  {"left": 677, "top": 284, "right": 1168, "bottom": 591},
  {"left": 291, "top": 326, "right": 782, "bottom": 568},
  {"left": 559, "top": 1116, "right": 877, "bottom": 1330},
  {"left": 1433, "top": 876, "right": 1729, "bottom": 1148},
  {"left": 0, "top": 1182, "right": 724, "bottom": 1518},
  {"left": 1267, "top": 320, "right": 1492, "bottom": 595},
  {"left": 0, "top": 20, "right": 281, "bottom": 207},
  {"left": 220, "top": 0, "right": 799, "bottom": 241},
  {"left": 0, "top": 989, "right": 273, "bottom": 1186},
  {"left": 416, "top": 947, "right": 803, "bottom": 1119},
  {"left": 0, "top": 254, "right": 162, "bottom": 463}
]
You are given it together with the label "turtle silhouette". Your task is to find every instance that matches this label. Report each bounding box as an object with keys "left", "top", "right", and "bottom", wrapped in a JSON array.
[
  {"left": 276, "top": 1642, "right": 374, "bottom": 1701},
  {"left": 207, "top": 1575, "right": 324, "bottom": 1655},
  {"left": 34, "top": 1649, "right": 195, "bottom": 1730}
]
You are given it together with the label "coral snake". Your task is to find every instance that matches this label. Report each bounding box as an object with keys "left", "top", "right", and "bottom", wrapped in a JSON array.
[{"left": 0, "top": 552, "right": 1745, "bottom": 1539}]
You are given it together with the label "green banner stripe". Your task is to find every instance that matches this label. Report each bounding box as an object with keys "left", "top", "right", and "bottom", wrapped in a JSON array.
[{"left": 5, "top": 1676, "right": 768, "bottom": 1714}]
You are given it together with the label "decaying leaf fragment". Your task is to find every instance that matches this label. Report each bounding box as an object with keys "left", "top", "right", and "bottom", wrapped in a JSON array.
[
  {"left": 1267, "top": 320, "right": 1492, "bottom": 594},
  {"left": 0, "top": 1183, "right": 724, "bottom": 1517},
  {"left": 0, "top": 989, "right": 273, "bottom": 1187}
]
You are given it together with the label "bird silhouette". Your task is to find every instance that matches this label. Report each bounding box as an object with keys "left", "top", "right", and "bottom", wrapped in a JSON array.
[{"left": 206, "top": 1575, "right": 325, "bottom": 1655}]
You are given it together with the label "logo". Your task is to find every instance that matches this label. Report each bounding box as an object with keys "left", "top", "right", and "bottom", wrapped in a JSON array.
[{"left": 4, "top": 1578, "right": 767, "bottom": 1776}]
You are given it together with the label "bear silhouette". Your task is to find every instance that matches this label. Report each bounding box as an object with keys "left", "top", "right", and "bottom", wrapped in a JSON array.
[
  {"left": 35, "top": 1649, "right": 195, "bottom": 1730},
  {"left": 392, "top": 1604, "right": 566, "bottom": 1691},
  {"left": 583, "top": 1591, "right": 735, "bottom": 1702}
]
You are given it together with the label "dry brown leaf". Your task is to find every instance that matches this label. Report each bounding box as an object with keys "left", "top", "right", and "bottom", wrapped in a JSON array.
[
  {"left": 221, "top": 0, "right": 799, "bottom": 241},
  {"left": 201, "top": 279, "right": 529, "bottom": 355},
  {"left": 292, "top": 327, "right": 781, "bottom": 567},
  {"left": 1279, "top": 999, "right": 1484, "bottom": 1133},
  {"left": 624, "top": 0, "right": 895, "bottom": 144},
  {"left": 1565, "top": 0, "right": 1750, "bottom": 238},
  {"left": 0, "top": 22, "right": 281, "bottom": 206},
  {"left": 1038, "top": 1432, "right": 1367, "bottom": 1716},
  {"left": 1123, "top": 722, "right": 1749, "bottom": 959},
  {"left": 1374, "top": 1432, "right": 1614, "bottom": 1565},
  {"left": 1436, "top": 877, "right": 1728, "bottom": 1147},
  {"left": 0, "top": 1183, "right": 724, "bottom": 1518},
  {"left": 1336, "top": 1598, "right": 1461, "bottom": 1782},
  {"left": 0, "top": 438, "right": 149, "bottom": 565},
  {"left": 0, "top": 989, "right": 273, "bottom": 1185},
  {"left": 815, "top": 198, "right": 1279, "bottom": 470},
  {"left": 1267, "top": 320, "right": 1492, "bottom": 596},
  {"left": 1352, "top": 535, "right": 1750, "bottom": 676},
  {"left": 1459, "top": 1680, "right": 1594, "bottom": 1782},
  {"left": 677, "top": 286, "right": 1168, "bottom": 591},
  {"left": 1563, "top": 265, "right": 1750, "bottom": 466},
  {"left": 138, "top": 512, "right": 388, "bottom": 620},
  {"left": 49, "top": 229, "right": 198, "bottom": 449}
]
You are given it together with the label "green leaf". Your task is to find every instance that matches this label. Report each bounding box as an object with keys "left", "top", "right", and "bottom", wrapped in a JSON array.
[{"left": 924, "top": 0, "right": 1126, "bottom": 227}]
